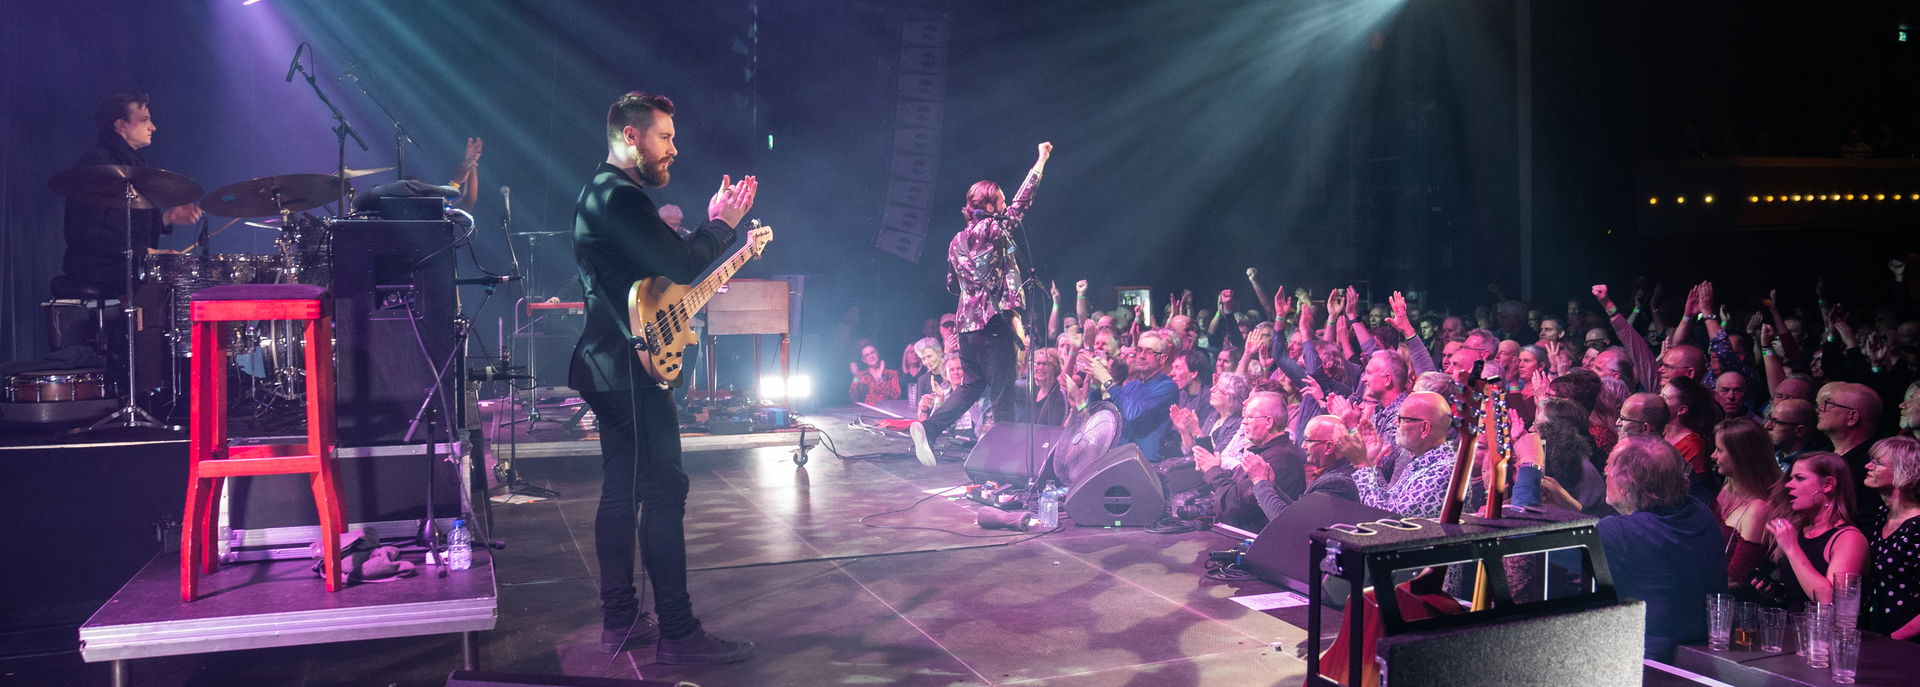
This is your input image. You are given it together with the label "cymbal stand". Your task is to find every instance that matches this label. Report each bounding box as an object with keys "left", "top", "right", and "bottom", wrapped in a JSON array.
[{"left": 76, "top": 182, "right": 176, "bottom": 433}]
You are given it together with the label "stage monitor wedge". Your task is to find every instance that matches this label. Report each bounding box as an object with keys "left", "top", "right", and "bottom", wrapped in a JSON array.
[
  {"left": 1062, "top": 443, "right": 1166, "bottom": 527},
  {"left": 962, "top": 422, "right": 1066, "bottom": 485}
]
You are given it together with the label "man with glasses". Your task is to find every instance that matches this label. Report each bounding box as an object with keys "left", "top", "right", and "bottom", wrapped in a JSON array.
[
  {"left": 1081, "top": 330, "right": 1180, "bottom": 461},
  {"left": 1766, "top": 398, "right": 1818, "bottom": 471},
  {"left": 1246, "top": 414, "right": 1361, "bottom": 522},
  {"left": 1352, "top": 391, "right": 1458, "bottom": 518},
  {"left": 1195, "top": 392, "right": 1303, "bottom": 531},
  {"left": 1616, "top": 393, "right": 1670, "bottom": 440},
  {"left": 1816, "top": 381, "right": 1885, "bottom": 507}
]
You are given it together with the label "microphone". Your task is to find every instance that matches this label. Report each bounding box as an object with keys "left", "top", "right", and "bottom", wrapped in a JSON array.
[
  {"left": 452, "top": 275, "right": 521, "bottom": 286},
  {"left": 499, "top": 185, "right": 512, "bottom": 222},
  {"left": 284, "top": 43, "right": 305, "bottom": 83}
]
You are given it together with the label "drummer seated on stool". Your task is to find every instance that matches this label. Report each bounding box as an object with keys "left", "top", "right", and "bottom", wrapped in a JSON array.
[{"left": 53, "top": 92, "right": 201, "bottom": 300}]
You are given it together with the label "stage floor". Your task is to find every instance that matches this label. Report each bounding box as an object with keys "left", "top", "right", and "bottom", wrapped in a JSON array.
[{"left": 10, "top": 406, "right": 1316, "bottom": 686}]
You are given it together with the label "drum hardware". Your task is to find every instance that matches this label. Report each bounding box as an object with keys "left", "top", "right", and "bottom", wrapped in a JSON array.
[{"left": 47, "top": 164, "right": 203, "bottom": 433}]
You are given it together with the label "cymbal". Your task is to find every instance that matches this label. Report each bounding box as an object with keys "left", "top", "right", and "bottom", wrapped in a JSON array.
[
  {"left": 342, "top": 166, "right": 393, "bottom": 179},
  {"left": 199, "top": 174, "right": 346, "bottom": 217},
  {"left": 48, "top": 165, "right": 204, "bottom": 210}
]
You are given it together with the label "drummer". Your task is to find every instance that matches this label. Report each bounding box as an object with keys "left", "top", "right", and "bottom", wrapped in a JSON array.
[{"left": 55, "top": 93, "right": 203, "bottom": 299}]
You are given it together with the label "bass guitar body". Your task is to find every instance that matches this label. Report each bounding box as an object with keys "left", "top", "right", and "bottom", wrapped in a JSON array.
[{"left": 628, "top": 277, "right": 701, "bottom": 387}]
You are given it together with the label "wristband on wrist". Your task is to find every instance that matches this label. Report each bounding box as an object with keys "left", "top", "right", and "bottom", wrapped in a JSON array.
[
  {"left": 1605, "top": 306, "right": 1618, "bottom": 317},
  {"left": 1761, "top": 348, "right": 1773, "bottom": 357}
]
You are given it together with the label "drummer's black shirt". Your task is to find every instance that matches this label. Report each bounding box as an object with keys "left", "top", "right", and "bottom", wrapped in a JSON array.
[{"left": 60, "top": 132, "right": 171, "bottom": 295}]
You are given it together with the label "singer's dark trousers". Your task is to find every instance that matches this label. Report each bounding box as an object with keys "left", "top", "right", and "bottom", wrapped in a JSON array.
[
  {"left": 582, "top": 386, "right": 702, "bottom": 640},
  {"left": 923, "top": 314, "right": 1018, "bottom": 441}
]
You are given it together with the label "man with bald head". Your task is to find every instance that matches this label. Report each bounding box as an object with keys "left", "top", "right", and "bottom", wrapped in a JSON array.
[
  {"left": 1616, "top": 393, "right": 1670, "bottom": 441},
  {"left": 1767, "top": 399, "right": 1817, "bottom": 471},
  {"left": 1353, "top": 391, "right": 1458, "bottom": 518},
  {"left": 1245, "top": 414, "right": 1361, "bottom": 521},
  {"left": 1772, "top": 375, "right": 1816, "bottom": 406},
  {"left": 1815, "top": 381, "right": 1884, "bottom": 506},
  {"left": 1658, "top": 345, "right": 1706, "bottom": 387},
  {"left": 1714, "top": 370, "right": 1760, "bottom": 423}
]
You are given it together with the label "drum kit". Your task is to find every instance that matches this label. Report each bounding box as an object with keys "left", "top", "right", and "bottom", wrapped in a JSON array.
[{"left": 32, "top": 164, "right": 393, "bottom": 430}]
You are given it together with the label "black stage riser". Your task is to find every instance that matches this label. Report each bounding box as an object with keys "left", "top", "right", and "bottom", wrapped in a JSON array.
[
  {"left": 446, "top": 670, "right": 681, "bottom": 687},
  {"left": 1063, "top": 443, "right": 1167, "bottom": 527},
  {"left": 962, "top": 422, "right": 1066, "bottom": 485},
  {"left": 330, "top": 219, "right": 457, "bottom": 447},
  {"left": 1373, "top": 599, "right": 1647, "bottom": 687},
  {"left": 1245, "top": 492, "right": 1399, "bottom": 594}
]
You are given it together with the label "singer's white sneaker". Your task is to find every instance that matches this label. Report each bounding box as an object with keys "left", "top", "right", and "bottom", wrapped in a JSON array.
[{"left": 910, "top": 421, "right": 936, "bottom": 467}]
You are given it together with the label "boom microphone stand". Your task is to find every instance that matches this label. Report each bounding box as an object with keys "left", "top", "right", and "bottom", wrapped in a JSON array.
[{"left": 288, "top": 45, "right": 367, "bottom": 214}]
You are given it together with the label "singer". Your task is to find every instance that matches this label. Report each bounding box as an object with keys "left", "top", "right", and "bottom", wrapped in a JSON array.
[
  {"left": 910, "top": 141, "right": 1053, "bottom": 467},
  {"left": 569, "top": 91, "right": 758, "bottom": 663}
]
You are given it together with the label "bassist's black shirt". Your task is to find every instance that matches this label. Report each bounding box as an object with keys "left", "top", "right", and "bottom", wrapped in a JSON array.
[{"left": 570, "top": 162, "right": 736, "bottom": 392}]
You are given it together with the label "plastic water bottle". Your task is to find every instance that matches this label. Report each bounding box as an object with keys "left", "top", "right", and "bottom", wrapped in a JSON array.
[
  {"left": 448, "top": 519, "right": 473, "bottom": 571},
  {"left": 1037, "top": 482, "right": 1061, "bottom": 530}
]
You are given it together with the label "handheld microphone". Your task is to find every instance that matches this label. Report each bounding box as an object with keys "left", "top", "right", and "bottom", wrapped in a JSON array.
[
  {"left": 500, "top": 185, "right": 512, "bottom": 222},
  {"left": 284, "top": 43, "right": 305, "bottom": 83}
]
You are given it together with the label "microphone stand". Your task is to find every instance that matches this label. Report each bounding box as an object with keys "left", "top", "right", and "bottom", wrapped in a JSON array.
[
  {"left": 290, "top": 53, "right": 367, "bottom": 214},
  {"left": 1010, "top": 220, "right": 1046, "bottom": 505},
  {"left": 340, "top": 68, "right": 423, "bottom": 181}
]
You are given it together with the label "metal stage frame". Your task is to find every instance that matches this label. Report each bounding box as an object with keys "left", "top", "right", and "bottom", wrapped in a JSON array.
[{"left": 79, "top": 551, "right": 496, "bottom": 687}]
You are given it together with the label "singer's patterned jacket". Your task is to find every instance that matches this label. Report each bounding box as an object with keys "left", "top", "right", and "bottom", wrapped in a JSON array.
[{"left": 947, "top": 169, "right": 1042, "bottom": 333}]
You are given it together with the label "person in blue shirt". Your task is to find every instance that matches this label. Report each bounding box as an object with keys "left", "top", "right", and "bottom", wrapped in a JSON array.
[
  {"left": 1595, "top": 436, "right": 1727, "bottom": 661},
  {"left": 1080, "top": 330, "right": 1179, "bottom": 460}
]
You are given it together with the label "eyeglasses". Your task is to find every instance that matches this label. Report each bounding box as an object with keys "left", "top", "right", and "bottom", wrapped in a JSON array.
[
  {"left": 1616, "top": 417, "right": 1651, "bottom": 428},
  {"left": 1138, "top": 348, "right": 1169, "bottom": 356},
  {"left": 1301, "top": 437, "right": 1334, "bottom": 449},
  {"left": 1763, "top": 417, "right": 1804, "bottom": 428},
  {"left": 1396, "top": 415, "right": 1430, "bottom": 429},
  {"left": 1817, "top": 399, "right": 1856, "bottom": 413},
  {"left": 1585, "top": 341, "right": 1609, "bottom": 350},
  {"left": 1243, "top": 413, "right": 1279, "bottom": 423}
]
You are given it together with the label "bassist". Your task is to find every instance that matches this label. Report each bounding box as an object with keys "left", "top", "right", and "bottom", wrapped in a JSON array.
[{"left": 569, "top": 91, "right": 757, "bottom": 663}]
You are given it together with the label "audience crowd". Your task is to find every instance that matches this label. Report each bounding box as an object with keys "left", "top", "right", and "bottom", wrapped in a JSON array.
[{"left": 847, "top": 263, "right": 1920, "bottom": 658}]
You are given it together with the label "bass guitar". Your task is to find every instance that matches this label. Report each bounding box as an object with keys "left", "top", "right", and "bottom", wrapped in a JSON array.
[{"left": 627, "top": 221, "right": 774, "bottom": 387}]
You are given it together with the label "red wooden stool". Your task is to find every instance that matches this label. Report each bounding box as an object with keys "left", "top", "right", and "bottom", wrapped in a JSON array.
[{"left": 181, "top": 284, "right": 342, "bottom": 601}]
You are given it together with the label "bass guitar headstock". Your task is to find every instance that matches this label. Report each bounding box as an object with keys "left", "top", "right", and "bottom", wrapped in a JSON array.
[{"left": 744, "top": 219, "right": 773, "bottom": 259}]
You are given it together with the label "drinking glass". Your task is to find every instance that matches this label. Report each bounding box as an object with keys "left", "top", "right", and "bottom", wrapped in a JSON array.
[
  {"left": 1831, "top": 627, "right": 1860, "bottom": 684},
  {"left": 1807, "top": 602, "right": 1834, "bottom": 669},
  {"left": 1732, "top": 602, "right": 1759, "bottom": 650},
  {"left": 1759, "top": 607, "right": 1787, "bottom": 653},
  {"left": 1792, "top": 610, "right": 1812, "bottom": 656},
  {"left": 1834, "top": 572, "right": 1862, "bottom": 628},
  {"left": 1706, "top": 593, "right": 1734, "bottom": 651}
]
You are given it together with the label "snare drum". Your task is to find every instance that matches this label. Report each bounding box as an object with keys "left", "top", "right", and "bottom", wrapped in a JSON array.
[
  {"left": 142, "top": 252, "right": 203, "bottom": 286},
  {"left": 8, "top": 368, "right": 108, "bottom": 402}
]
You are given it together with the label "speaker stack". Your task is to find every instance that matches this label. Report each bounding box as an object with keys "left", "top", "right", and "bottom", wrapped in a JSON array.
[{"left": 329, "top": 219, "right": 459, "bottom": 446}]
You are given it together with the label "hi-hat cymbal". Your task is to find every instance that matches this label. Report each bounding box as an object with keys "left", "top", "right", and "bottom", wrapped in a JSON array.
[
  {"left": 199, "top": 174, "right": 346, "bottom": 218},
  {"left": 48, "top": 165, "right": 204, "bottom": 210}
]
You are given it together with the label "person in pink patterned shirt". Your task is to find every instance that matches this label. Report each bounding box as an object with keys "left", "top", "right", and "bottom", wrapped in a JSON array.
[{"left": 911, "top": 142, "right": 1053, "bottom": 467}]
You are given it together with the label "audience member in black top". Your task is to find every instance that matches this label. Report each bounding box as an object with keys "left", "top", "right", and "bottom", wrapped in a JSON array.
[
  {"left": 1196, "top": 391, "right": 1304, "bottom": 532},
  {"left": 59, "top": 93, "right": 203, "bottom": 297},
  {"left": 1763, "top": 452, "right": 1867, "bottom": 606}
]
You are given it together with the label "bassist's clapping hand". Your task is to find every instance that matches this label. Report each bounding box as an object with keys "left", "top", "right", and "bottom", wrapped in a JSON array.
[{"left": 708, "top": 175, "right": 758, "bottom": 228}]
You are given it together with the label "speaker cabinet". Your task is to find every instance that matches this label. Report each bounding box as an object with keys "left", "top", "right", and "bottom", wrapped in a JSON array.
[
  {"left": 1063, "top": 443, "right": 1167, "bottom": 527},
  {"left": 963, "top": 422, "right": 1066, "bottom": 484},
  {"left": 1374, "top": 599, "right": 1646, "bottom": 687},
  {"left": 330, "top": 219, "right": 457, "bottom": 446},
  {"left": 1244, "top": 492, "right": 1399, "bottom": 594}
]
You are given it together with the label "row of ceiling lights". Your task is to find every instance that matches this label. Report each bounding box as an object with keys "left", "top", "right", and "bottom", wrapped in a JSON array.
[{"left": 1648, "top": 193, "right": 1920, "bottom": 205}]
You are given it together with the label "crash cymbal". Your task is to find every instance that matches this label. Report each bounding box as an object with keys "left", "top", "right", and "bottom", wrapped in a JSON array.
[
  {"left": 199, "top": 173, "right": 345, "bottom": 217},
  {"left": 48, "top": 165, "right": 204, "bottom": 210},
  {"left": 342, "top": 166, "right": 394, "bottom": 179}
]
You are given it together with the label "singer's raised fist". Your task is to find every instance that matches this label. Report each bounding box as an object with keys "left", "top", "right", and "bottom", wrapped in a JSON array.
[{"left": 1037, "top": 141, "right": 1053, "bottom": 158}]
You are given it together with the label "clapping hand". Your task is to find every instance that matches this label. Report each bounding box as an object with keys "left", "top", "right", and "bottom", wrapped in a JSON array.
[
  {"left": 1170, "top": 405, "right": 1201, "bottom": 438},
  {"left": 1193, "top": 445, "right": 1221, "bottom": 472},
  {"left": 1388, "top": 291, "right": 1415, "bottom": 337},
  {"left": 707, "top": 174, "right": 758, "bottom": 227},
  {"left": 1244, "top": 452, "right": 1274, "bottom": 483}
]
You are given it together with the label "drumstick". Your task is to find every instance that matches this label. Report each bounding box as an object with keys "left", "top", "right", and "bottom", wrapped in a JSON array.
[{"left": 179, "top": 218, "right": 247, "bottom": 254}]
